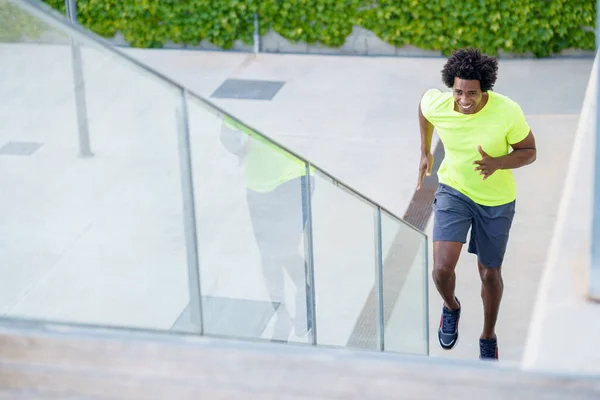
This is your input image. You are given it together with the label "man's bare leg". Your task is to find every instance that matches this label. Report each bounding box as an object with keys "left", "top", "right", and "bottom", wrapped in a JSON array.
[
  {"left": 433, "top": 241, "right": 463, "bottom": 310},
  {"left": 434, "top": 240, "right": 464, "bottom": 350},
  {"left": 477, "top": 261, "right": 503, "bottom": 339}
]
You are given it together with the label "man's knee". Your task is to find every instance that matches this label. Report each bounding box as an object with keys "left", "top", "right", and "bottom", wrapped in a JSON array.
[
  {"left": 434, "top": 260, "right": 454, "bottom": 273},
  {"left": 433, "top": 242, "right": 462, "bottom": 280},
  {"left": 433, "top": 260, "right": 457, "bottom": 282},
  {"left": 479, "top": 265, "right": 502, "bottom": 286}
]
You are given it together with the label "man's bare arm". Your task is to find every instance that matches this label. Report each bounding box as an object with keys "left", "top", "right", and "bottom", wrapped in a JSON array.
[
  {"left": 496, "top": 131, "right": 537, "bottom": 169},
  {"left": 473, "top": 131, "right": 536, "bottom": 180},
  {"left": 417, "top": 102, "right": 435, "bottom": 190},
  {"left": 419, "top": 103, "right": 434, "bottom": 156}
]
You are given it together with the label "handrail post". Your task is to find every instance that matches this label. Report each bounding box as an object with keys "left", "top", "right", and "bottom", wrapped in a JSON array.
[
  {"left": 176, "top": 89, "right": 204, "bottom": 334},
  {"left": 302, "top": 164, "right": 317, "bottom": 345},
  {"left": 253, "top": 13, "right": 260, "bottom": 54},
  {"left": 590, "top": 0, "right": 600, "bottom": 301},
  {"left": 374, "top": 207, "right": 385, "bottom": 351},
  {"left": 424, "top": 237, "right": 430, "bottom": 355},
  {"left": 65, "top": 0, "right": 93, "bottom": 157}
]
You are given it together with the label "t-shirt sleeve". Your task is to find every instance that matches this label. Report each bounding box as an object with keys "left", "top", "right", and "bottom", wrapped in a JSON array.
[
  {"left": 420, "top": 89, "right": 442, "bottom": 121},
  {"left": 506, "top": 102, "right": 531, "bottom": 144}
]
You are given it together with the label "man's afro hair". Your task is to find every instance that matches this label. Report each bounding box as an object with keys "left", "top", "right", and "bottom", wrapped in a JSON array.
[{"left": 441, "top": 48, "right": 498, "bottom": 92}]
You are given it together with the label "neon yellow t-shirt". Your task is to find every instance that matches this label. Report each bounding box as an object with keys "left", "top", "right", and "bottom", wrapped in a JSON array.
[
  {"left": 420, "top": 89, "right": 530, "bottom": 206},
  {"left": 223, "top": 116, "right": 306, "bottom": 193}
]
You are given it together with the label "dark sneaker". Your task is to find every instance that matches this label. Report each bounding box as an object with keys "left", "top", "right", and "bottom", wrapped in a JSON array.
[
  {"left": 438, "top": 298, "right": 460, "bottom": 350},
  {"left": 480, "top": 337, "right": 499, "bottom": 360}
]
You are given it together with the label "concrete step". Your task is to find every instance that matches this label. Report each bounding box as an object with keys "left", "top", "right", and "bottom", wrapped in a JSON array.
[{"left": 0, "top": 321, "right": 598, "bottom": 399}]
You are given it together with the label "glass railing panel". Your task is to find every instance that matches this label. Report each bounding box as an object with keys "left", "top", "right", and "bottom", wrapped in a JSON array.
[
  {"left": 310, "top": 172, "right": 379, "bottom": 350},
  {"left": 380, "top": 210, "right": 428, "bottom": 355},
  {"left": 0, "top": 0, "right": 191, "bottom": 333}
]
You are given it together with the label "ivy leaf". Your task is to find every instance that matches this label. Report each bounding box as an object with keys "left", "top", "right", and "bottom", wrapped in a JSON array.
[{"left": 37, "top": 0, "right": 595, "bottom": 56}]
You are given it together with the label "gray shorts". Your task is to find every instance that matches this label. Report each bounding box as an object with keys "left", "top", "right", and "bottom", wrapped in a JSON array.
[{"left": 433, "top": 183, "right": 515, "bottom": 268}]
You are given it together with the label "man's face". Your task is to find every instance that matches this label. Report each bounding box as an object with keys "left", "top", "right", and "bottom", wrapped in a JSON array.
[{"left": 453, "top": 77, "right": 483, "bottom": 114}]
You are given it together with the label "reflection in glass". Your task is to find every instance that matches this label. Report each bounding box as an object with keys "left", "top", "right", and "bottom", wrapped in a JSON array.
[{"left": 221, "top": 116, "right": 313, "bottom": 342}]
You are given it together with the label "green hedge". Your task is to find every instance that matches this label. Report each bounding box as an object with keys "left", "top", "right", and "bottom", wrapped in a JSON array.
[
  {"left": 360, "top": 0, "right": 596, "bottom": 57},
  {"left": 41, "top": 0, "right": 596, "bottom": 57},
  {"left": 43, "top": 0, "right": 259, "bottom": 48},
  {"left": 0, "top": 0, "right": 48, "bottom": 41}
]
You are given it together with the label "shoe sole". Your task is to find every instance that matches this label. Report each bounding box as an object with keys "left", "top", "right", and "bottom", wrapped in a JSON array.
[{"left": 438, "top": 330, "right": 459, "bottom": 350}]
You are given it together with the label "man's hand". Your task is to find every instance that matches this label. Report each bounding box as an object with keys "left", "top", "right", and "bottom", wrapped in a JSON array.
[
  {"left": 417, "top": 152, "right": 434, "bottom": 190},
  {"left": 473, "top": 146, "right": 501, "bottom": 180}
]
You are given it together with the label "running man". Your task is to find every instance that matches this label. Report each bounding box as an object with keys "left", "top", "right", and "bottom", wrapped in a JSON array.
[{"left": 416, "top": 48, "right": 537, "bottom": 360}]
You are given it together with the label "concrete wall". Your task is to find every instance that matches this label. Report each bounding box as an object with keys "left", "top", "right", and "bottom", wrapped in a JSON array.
[
  {"left": 259, "top": 26, "right": 444, "bottom": 57},
  {"left": 101, "top": 26, "right": 593, "bottom": 59},
  {"left": 521, "top": 51, "right": 600, "bottom": 376}
]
